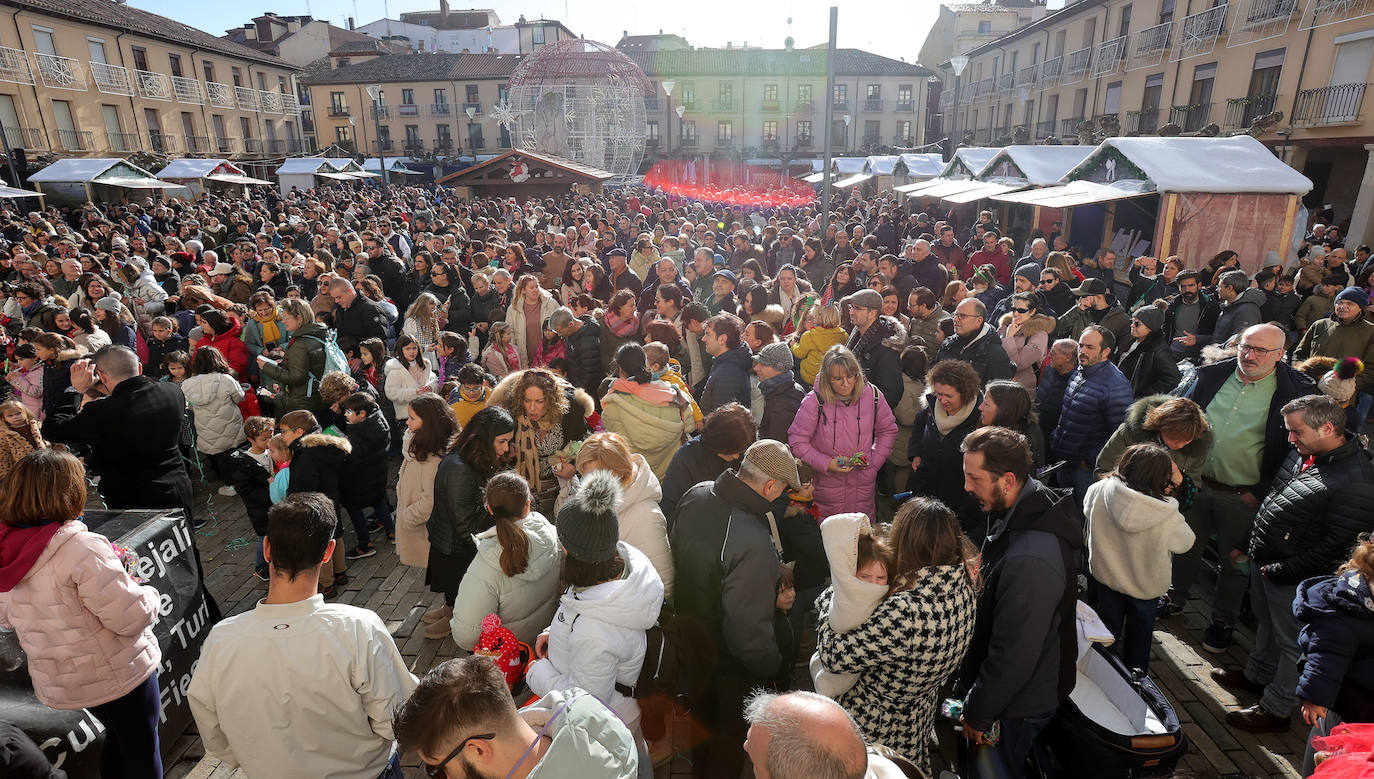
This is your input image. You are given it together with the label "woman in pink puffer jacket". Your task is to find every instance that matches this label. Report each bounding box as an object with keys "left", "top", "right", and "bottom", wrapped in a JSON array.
[
  {"left": 0, "top": 450, "right": 163, "bottom": 779},
  {"left": 789, "top": 345, "right": 898, "bottom": 521}
]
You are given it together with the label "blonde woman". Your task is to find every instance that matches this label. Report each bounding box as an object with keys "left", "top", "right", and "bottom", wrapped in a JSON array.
[
  {"left": 402, "top": 292, "right": 442, "bottom": 365},
  {"left": 572, "top": 432, "right": 674, "bottom": 597},
  {"left": 504, "top": 275, "right": 559, "bottom": 369}
]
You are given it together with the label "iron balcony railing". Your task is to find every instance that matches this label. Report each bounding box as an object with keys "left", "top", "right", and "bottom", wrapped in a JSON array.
[
  {"left": 863, "top": 97, "right": 884, "bottom": 111},
  {"left": 371, "top": 105, "right": 390, "bottom": 119},
  {"left": 1224, "top": 92, "right": 1280, "bottom": 128},
  {"left": 1064, "top": 46, "right": 1093, "bottom": 77},
  {"left": 1293, "top": 83, "right": 1368, "bottom": 125},
  {"left": 375, "top": 139, "right": 394, "bottom": 151},
  {"left": 328, "top": 105, "right": 350, "bottom": 117},
  {"left": 90, "top": 62, "right": 132, "bottom": 95},
  {"left": 1169, "top": 103, "right": 1214, "bottom": 130},
  {"left": 59, "top": 129, "right": 94, "bottom": 151},
  {"left": 1125, "top": 108, "right": 1161, "bottom": 134},
  {"left": 2, "top": 126, "right": 43, "bottom": 148},
  {"left": 896, "top": 100, "right": 916, "bottom": 112},
  {"left": 430, "top": 103, "right": 451, "bottom": 116},
  {"left": 714, "top": 99, "right": 735, "bottom": 111},
  {"left": 404, "top": 139, "right": 425, "bottom": 151},
  {"left": 148, "top": 131, "right": 176, "bottom": 152},
  {"left": 269, "top": 139, "right": 287, "bottom": 154},
  {"left": 215, "top": 137, "right": 238, "bottom": 154},
  {"left": 463, "top": 101, "right": 482, "bottom": 115},
  {"left": 1017, "top": 65, "right": 1038, "bottom": 88},
  {"left": 206, "top": 81, "right": 236, "bottom": 108},
  {"left": 185, "top": 135, "right": 210, "bottom": 153},
  {"left": 106, "top": 131, "right": 139, "bottom": 152},
  {"left": 1035, "top": 119, "right": 1058, "bottom": 138},
  {"left": 833, "top": 98, "right": 849, "bottom": 110},
  {"left": 680, "top": 135, "right": 697, "bottom": 146},
  {"left": 645, "top": 97, "right": 660, "bottom": 110},
  {"left": 997, "top": 73, "right": 1015, "bottom": 95},
  {"left": 1060, "top": 116, "right": 1087, "bottom": 136},
  {"left": 135, "top": 69, "right": 172, "bottom": 101},
  {"left": 794, "top": 135, "right": 811, "bottom": 147},
  {"left": 1040, "top": 56, "right": 1063, "bottom": 85},
  {"left": 761, "top": 99, "right": 779, "bottom": 112},
  {"left": 243, "top": 138, "right": 264, "bottom": 154}
]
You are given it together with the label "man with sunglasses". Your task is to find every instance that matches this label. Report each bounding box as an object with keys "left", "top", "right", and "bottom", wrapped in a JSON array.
[
  {"left": 393, "top": 656, "right": 638, "bottom": 778},
  {"left": 190, "top": 493, "right": 417, "bottom": 779}
]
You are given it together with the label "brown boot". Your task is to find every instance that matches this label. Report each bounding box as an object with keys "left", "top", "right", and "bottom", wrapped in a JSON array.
[
  {"left": 422, "top": 605, "right": 452, "bottom": 624},
  {"left": 423, "top": 617, "right": 452, "bottom": 640}
]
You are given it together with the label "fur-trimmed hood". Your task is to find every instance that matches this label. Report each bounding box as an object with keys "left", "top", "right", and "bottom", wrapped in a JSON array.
[
  {"left": 298, "top": 431, "right": 352, "bottom": 454},
  {"left": 756, "top": 304, "right": 787, "bottom": 329},
  {"left": 489, "top": 368, "right": 595, "bottom": 426},
  {"left": 998, "top": 311, "right": 1058, "bottom": 337},
  {"left": 1122, "top": 394, "right": 1213, "bottom": 459}
]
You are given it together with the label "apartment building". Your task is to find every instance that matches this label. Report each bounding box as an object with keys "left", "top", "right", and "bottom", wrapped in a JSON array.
[
  {"left": 355, "top": 5, "right": 574, "bottom": 55},
  {"left": 0, "top": 0, "right": 305, "bottom": 161},
  {"left": 930, "top": 0, "right": 1374, "bottom": 238},
  {"left": 301, "top": 52, "right": 523, "bottom": 158},
  {"left": 620, "top": 45, "right": 935, "bottom": 159}
]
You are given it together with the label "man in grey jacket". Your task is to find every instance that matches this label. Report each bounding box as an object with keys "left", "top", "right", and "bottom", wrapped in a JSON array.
[{"left": 671, "top": 440, "right": 802, "bottom": 779}]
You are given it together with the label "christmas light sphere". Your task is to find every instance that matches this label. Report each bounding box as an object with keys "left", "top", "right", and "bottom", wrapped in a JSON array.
[{"left": 503, "top": 39, "right": 650, "bottom": 181}]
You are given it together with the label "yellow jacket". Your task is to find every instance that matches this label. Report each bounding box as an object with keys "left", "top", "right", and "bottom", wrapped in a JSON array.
[
  {"left": 659, "top": 365, "right": 703, "bottom": 430},
  {"left": 450, "top": 388, "right": 490, "bottom": 429},
  {"left": 791, "top": 326, "right": 848, "bottom": 386}
]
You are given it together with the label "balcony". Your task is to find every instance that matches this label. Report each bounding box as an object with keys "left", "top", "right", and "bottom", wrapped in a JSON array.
[
  {"left": 134, "top": 69, "right": 172, "bottom": 101},
  {"left": 2, "top": 126, "right": 43, "bottom": 149},
  {"left": 268, "top": 139, "right": 286, "bottom": 154},
  {"left": 1169, "top": 102, "right": 1214, "bottom": 130},
  {"left": 433, "top": 140, "right": 455, "bottom": 154},
  {"left": 830, "top": 134, "right": 847, "bottom": 148},
  {"left": 977, "top": 78, "right": 995, "bottom": 100},
  {"left": 1126, "top": 22, "right": 1173, "bottom": 71},
  {"left": 1175, "top": 4, "right": 1227, "bottom": 61},
  {"left": 172, "top": 75, "right": 203, "bottom": 104},
  {"left": 795, "top": 135, "right": 812, "bottom": 147},
  {"left": 863, "top": 97, "right": 884, "bottom": 111},
  {"left": 282, "top": 94, "right": 300, "bottom": 114},
  {"left": 0, "top": 45, "right": 34, "bottom": 85},
  {"left": 680, "top": 135, "right": 698, "bottom": 147},
  {"left": 375, "top": 139, "right": 394, "bottom": 152},
  {"left": 1294, "top": 83, "right": 1367, "bottom": 125},
  {"left": 288, "top": 139, "right": 312, "bottom": 154},
  {"left": 1125, "top": 108, "right": 1161, "bottom": 134},
  {"left": 371, "top": 105, "right": 390, "bottom": 120},
  {"left": 644, "top": 138, "right": 660, "bottom": 149},
  {"left": 148, "top": 131, "right": 176, "bottom": 153},
  {"left": 715, "top": 137, "right": 734, "bottom": 148},
  {"left": 1060, "top": 116, "right": 1087, "bottom": 136},
  {"left": 893, "top": 135, "right": 914, "bottom": 146},
  {"left": 215, "top": 137, "right": 238, "bottom": 154},
  {"left": 1017, "top": 65, "right": 1038, "bottom": 89},
  {"left": 185, "top": 135, "right": 210, "bottom": 153},
  {"left": 1063, "top": 46, "right": 1093, "bottom": 82},
  {"left": 793, "top": 101, "right": 813, "bottom": 113},
  {"left": 1040, "top": 56, "right": 1063, "bottom": 85},
  {"left": 261, "top": 91, "right": 283, "bottom": 113},
  {"left": 1035, "top": 119, "right": 1057, "bottom": 138},
  {"left": 896, "top": 100, "right": 915, "bottom": 112},
  {"left": 59, "top": 129, "right": 94, "bottom": 152},
  {"left": 430, "top": 103, "right": 452, "bottom": 116},
  {"left": 1244, "top": 0, "right": 1297, "bottom": 25},
  {"left": 235, "top": 86, "right": 259, "bottom": 111},
  {"left": 714, "top": 99, "right": 735, "bottom": 111},
  {"left": 680, "top": 99, "right": 697, "bottom": 111},
  {"left": 206, "top": 81, "right": 235, "bottom": 108},
  {"left": 462, "top": 101, "right": 482, "bottom": 115},
  {"left": 761, "top": 138, "right": 779, "bottom": 151},
  {"left": 645, "top": 97, "right": 659, "bottom": 110},
  {"left": 328, "top": 105, "right": 351, "bottom": 117},
  {"left": 104, "top": 131, "right": 138, "bottom": 152},
  {"left": 90, "top": 62, "right": 132, "bottom": 96},
  {"left": 243, "top": 138, "right": 264, "bottom": 154},
  {"left": 397, "top": 103, "right": 420, "bottom": 117},
  {"left": 1093, "top": 35, "right": 1128, "bottom": 77},
  {"left": 761, "top": 99, "right": 780, "bottom": 112},
  {"left": 973, "top": 128, "right": 992, "bottom": 144},
  {"left": 469, "top": 138, "right": 485, "bottom": 149},
  {"left": 34, "top": 53, "right": 86, "bottom": 91},
  {"left": 403, "top": 139, "right": 425, "bottom": 152},
  {"left": 301, "top": 112, "right": 315, "bottom": 132},
  {"left": 862, "top": 134, "right": 881, "bottom": 147},
  {"left": 833, "top": 98, "right": 849, "bottom": 110},
  {"left": 1224, "top": 92, "right": 1280, "bottom": 129},
  {"left": 997, "top": 73, "right": 1015, "bottom": 96}
]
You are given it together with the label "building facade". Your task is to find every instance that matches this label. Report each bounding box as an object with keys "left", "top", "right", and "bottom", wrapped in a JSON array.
[
  {"left": 354, "top": 8, "right": 574, "bottom": 55},
  {"left": 932, "top": 0, "right": 1374, "bottom": 241},
  {"left": 0, "top": 0, "right": 304, "bottom": 161}
]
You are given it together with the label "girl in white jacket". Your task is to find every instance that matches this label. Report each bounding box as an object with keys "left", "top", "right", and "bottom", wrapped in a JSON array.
[
  {"left": 573, "top": 432, "right": 675, "bottom": 598},
  {"left": 1085, "top": 443, "right": 1196, "bottom": 672},
  {"left": 384, "top": 334, "right": 438, "bottom": 455},
  {"left": 527, "top": 471, "right": 664, "bottom": 745},
  {"left": 182, "top": 345, "right": 246, "bottom": 497}
]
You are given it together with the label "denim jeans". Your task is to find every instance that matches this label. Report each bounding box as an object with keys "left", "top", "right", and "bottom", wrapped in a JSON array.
[
  {"left": 378, "top": 752, "right": 402, "bottom": 779},
  {"left": 89, "top": 672, "right": 162, "bottom": 779},
  {"left": 347, "top": 501, "right": 394, "bottom": 548},
  {"left": 969, "top": 711, "right": 1054, "bottom": 779},
  {"left": 1244, "top": 569, "right": 1302, "bottom": 717},
  {"left": 255, "top": 535, "right": 267, "bottom": 571},
  {"left": 1094, "top": 584, "right": 1158, "bottom": 672},
  {"left": 1171, "top": 484, "right": 1256, "bottom": 625},
  {"left": 1065, "top": 462, "right": 1095, "bottom": 507}
]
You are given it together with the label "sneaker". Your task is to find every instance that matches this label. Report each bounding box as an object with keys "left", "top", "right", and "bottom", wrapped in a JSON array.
[
  {"left": 1156, "top": 595, "right": 1184, "bottom": 619},
  {"left": 1211, "top": 667, "right": 1267, "bottom": 695},
  {"left": 346, "top": 544, "right": 377, "bottom": 560},
  {"left": 192, "top": 517, "right": 208, "bottom": 530},
  {"left": 367, "top": 518, "right": 384, "bottom": 534},
  {"left": 252, "top": 566, "right": 270, "bottom": 582},
  {"left": 217, "top": 485, "right": 237, "bottom": 497},
  {"left": 335, "top": 573, "right": 349, "bottom": 587},
  {"left": 1202, "top": 620, "right": 1235, "bottom": 654},
  {"left": 385, "top": 531, "right": 396, "bottom": 543},
  {"left": 1226, "top": 704, "right": 1291, "bottom": 733},
  {"left": 319, "top": 582, "right": 336, "bottom": 598}
]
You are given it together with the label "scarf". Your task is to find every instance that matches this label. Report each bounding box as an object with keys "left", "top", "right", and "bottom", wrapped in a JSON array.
[
  {"left": 515, "top": 414, "right": 544, "bottom": 493},
  {"left": 934, "top": 398, "right": 977, "bottom": 436},
  {"left": 254, "top": 312, "right": 282, "bottom": 345},
  {"left": 606, "top": 309, "right": 639, "bottom": 337}
]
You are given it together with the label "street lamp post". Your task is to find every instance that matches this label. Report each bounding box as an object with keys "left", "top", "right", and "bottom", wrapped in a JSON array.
[
  {"left": 662, "top": 80, "right": 675, "bottom": 158},
  {"left": 948, "top": 56, "right": 969, "bottom": 162},
  {"left": 465, "top": 105, "right": 477, "bottom": 166},
  {"left": 366, "top": 84, "right": 390, "bottom": 187}
]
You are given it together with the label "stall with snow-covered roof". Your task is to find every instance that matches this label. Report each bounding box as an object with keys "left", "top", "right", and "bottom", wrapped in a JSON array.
[
  {"left": 992, "top": 136, "right": 1312, "bottom": 276},
  {"left": 862, "top": 155, "right": 901, "bottom": 193},
  {"left": 895, "top": 153, "right": 944, "bottom": 187},
  {"left": 893, "top": 147, "right": 1000, "bottom": 228},
  {"left": 154, "top": 159, "right": 274, "bottom": 199},
  {"left": 28, "top": 158, "right": 181, "bottom": 206},
  {"left": 275, "top": 158, "right": 352, "bottom": 194},
  {"left": 971, "top": 145, "right": 1098, "bottom": 242}
]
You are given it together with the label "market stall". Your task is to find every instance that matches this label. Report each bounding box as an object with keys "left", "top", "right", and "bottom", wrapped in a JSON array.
[
  {"left": 863, "top": 155, "right": 901, "bottom": 191},
  {"left": 973, "top": 145, "right": 1097, "bottom": 238},
  {"left": 895, "top": 153, "right": 945, "bottom": 186},
  {"left": 28, "top": 159, "right": 182, "bottom": 206},
  {"left": 154, "top": 159, "right": 273, "bottom": 199},
  {"left": 0, "top": 184, "right": 43, "bottom": 207},
  {"left": 992, "top": 135, "right": 1312, "bottom": 273},
  {"left": 275, "top": 158, "right": 347, "bottom": 194}
]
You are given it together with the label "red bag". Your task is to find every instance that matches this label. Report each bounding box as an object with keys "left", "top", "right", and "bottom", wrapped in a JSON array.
[
  {"left": 237, "top": 384, "right": 262, "bottom": 420},
  {"left": 473, "top": 614, "right": 531, "bottom": 689}
]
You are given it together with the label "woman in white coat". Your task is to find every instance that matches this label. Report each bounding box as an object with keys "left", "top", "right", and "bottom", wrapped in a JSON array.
[
  {"left": 450, "top": 472, "right": 563, "bottom": 650},
  {"left": 573, "top": 432, "right": 674, "bottom": 598},
  {"left": 527, "top": 471, "right": 664, "bottom": 744},
  {"left": 181, "top": 345, "right": 245, "bottom": 497},
  {"left": 384, "top": 334, "right": 438, "bottom": 455},
  {"left": 504, "top": 275, "right": 560, "bottom": 370},
  {"left": 395, "top": 395, "right": 459, "bottom": 624}
]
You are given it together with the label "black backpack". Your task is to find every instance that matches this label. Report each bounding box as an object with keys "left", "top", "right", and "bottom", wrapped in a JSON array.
[{"left": 615, "top": 608, "right": 689, "bottom": 705}]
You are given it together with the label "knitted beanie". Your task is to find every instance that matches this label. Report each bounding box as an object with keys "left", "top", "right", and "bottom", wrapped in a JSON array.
[{"left": 556, "top": 470, "right": 622, "bottom": 564}]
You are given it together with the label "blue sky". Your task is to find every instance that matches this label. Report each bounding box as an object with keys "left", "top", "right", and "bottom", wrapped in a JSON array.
[{"left": 128, "top": 0, "right": 939, "bottom": 64}]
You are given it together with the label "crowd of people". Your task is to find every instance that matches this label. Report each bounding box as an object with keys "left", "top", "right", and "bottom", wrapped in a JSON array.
[{"left": 0, "top": 181, "right": 1370, "bottom": 779}]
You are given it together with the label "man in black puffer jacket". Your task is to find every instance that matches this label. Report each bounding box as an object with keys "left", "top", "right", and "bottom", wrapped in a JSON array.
[
  {"left": 700, "top": 313, "right": 753, "bottom": 415},
  {"left": 936, "top": 297, "right": 1015, "bottom": 386},
  {"left": 1214, "top": 395, "right": 1374, "bottom": 734},
  {"left": 551, "top": 307, "right": 603, "bottom": 398}
]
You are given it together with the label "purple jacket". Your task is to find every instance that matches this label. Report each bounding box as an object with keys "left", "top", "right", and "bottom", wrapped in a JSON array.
[{"left": 788, "top": 377, "right": 898, "bottom": 521}]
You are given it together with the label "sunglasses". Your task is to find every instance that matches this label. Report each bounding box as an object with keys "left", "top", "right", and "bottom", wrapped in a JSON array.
[
  {"left": 424, "top": 732, "right": 497, "bottom": 777},
  {"left": 1012, "top": 307, "right": 1031, "bottom": 314}
]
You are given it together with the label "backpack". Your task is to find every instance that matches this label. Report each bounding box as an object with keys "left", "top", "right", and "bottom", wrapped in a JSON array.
[
  {"left": 615, "top": 607, "right": 688, "bottom": 705},
  {"left": 296, "top": 331, "right": 349, "bottom": 395}
]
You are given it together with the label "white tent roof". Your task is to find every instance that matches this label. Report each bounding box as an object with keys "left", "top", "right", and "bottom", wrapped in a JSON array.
[
  {"left": 207, "top": 173, "right": 275, "bottom": 186},
  {"left": 976, "top": 146, "right": 1097, "bottom": 185},
  {"left": 29, "top": 158, "right": 125, "bottom": 182},
  {"left": 900, "top": 153, "right": 945, "bottom": 178},
  {"left": 276, "top": 158, "right": 338, "bottom": 175},
  {"left": 362, "top": 158, "right": 422, "bottom": 174},
  {"left": 831, "top": 157, "right": 868, "bottom": 175},
  {"left": 940, "top": 181, "right": 1028, "bottom": 204},
  {"left": 835, "top": 173, "right": 874, "bottom": 188},
  {"left": 155, "top": 159, "right": 241, "bottom": 180},
  {"left": 992, "top": 180, "right": 1155, "bottom": 208},
  {"left": 1065, "top": 136, "right": 1313, "bottom": 194},
  {"left": 939, "top": 147, "right": 999, "bottom": 179},
  {"left": 317, "top": 171, "right": 355, "bottom": 180},
  {"left": 801, "top": 171, "right": 827, "bottom": 183},
  {"left": 0, "top": 185, "right": 42, "bottom": 198},
  {"left": 864, "top": 155, "right": 900, "bottom": 175}
]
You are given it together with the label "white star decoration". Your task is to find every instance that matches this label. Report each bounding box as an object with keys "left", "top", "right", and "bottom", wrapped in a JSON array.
[{"left": 489, "top": 100, "right": 518, "bottom": 131}]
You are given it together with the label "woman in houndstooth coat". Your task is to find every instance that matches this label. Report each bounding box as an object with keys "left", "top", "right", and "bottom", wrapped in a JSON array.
[{"left": 814, "top": 496, "right": 979, "bottom": 776}]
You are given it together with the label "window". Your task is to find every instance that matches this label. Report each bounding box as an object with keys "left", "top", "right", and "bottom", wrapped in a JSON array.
[
  {"left": 377, "top": 125, "right": 391, "bottom": 146},
  {"left": 864, "top": 119, "right": 880, "bottom": 141},
  {"left": 468, "top": 123, "right": 484, "bottom": 149},
  {"left": 719, "top": 81, "right": 733, "bottom": 102},
  {"left": 1055, "top": 30, "right": 1067, "bottom": 57},
  {"left": 1046, "top": 94, "right": 1059, "bottom": 123},
  {"left": 1104, "top": 81, "right": 1122, "bottom": 113},
  {"left": 434, "top": 88, "right": 447, "bottom": 104},
  {"left": 330, "top": 92, "right": 346, "bottom": 112},
  {"left": 131, "top": 47, "right": 149, "bottom": 72},
  {"left": 436, "top": 124, "right": 452, "bottom": 146},
  {"left": 212, "top": 114, "right": 227, "bottom": 140},
  {"left": 717, "top": 120, "right": 733, "bottom": 141},
  {"left": 278, "top": 76, "right": 287, "bottom": 93},
  {"left": 1143, "top": 72, "right": 1164, "bottom": 110},
  {"left": 680, "top": 120, "right": 696, "bottom": 141},
  {"left": 144, "top": 107, "right": 161, "bottom": 132},
  {"left": 1160, "top": 0, "right": 1176, "bottom": 24},
  {"left": 240, "top": 116, "right": 253, "bottom": 139},
  {"left": 866, "top": 83, "right": 881, "bottom": 98},
  {"left": 402, "top": 88, "right": 415, "bottom": 105},
  {"left": 335, "top": 125, "right": 352, "bottom": 145},
  {"left": 797, "top": 119, "right": 812, "bottom": 139},
  {"left": 1032, "top": 42, "right": 1041, "bottom": 63},
  {"left": 833, "top": 84, "right": 847, "bottom": 105},
  {"left": 797, "top": 84, "right": 812, "bottom": 105},
  {"left": 231, "top": 67, "right": 242, "bottom": 86},
  {"left": 897, "top": 84, "right": 913, "bottom": 108},
  {"left": 682, "top": 82, "right": 695, "bottom": 105},
  {"left": 168, "top": 54, "right": 182, "bottom": 77},
  {"left": 257, "top": 72, "right": 267, "bottom": 90},
  {"left": 897, "top": 119, "right": 912, "bottom": 140},
  {"left": 532, "top": 24, "right": 545, "bottom": 44},
  {"left": 52, "top": 99, "right": 76, "bottom": 133},
  {"left": 1082, "top": 18, "right": 1097, "bottom": 49},
  {"left": 1250, "top": 48, "right": 1285, "bottom": 96},
  {"left": 1189, "top": 62, "right": 1217, "bottom": 107},
  {"left": 647, "top": 121, "right": 659, "bottom": 140},
  {"left": 180, "top": 111, "right": 195, "bottom": 137},
  {"left": 832, "top": 118, "right": 847, "bottom": 143},
  {"left": 101, "top": 105, "right": 121, "bottom": 134},
  {"left": 1118, "top": 4, "right": 1132, "bottom": 37},
  {"left": 764, "top": 84, "right": 778, "bottom": 101},
  {"left": 466, "top": 84, "right": 480, "bottom": 103},
  {"left": 203, "top": 61, "right": 215, "bottom": 82},
  {"left": 336, "top": 59, "right": 350, "bottom": 68},
  {"left": 1023, "top": 102, "right": 1034, "bottom": 124},
  {"left": 978, "top": 20, "right": 992, "bottom": 34},
  {"left": 1009, "top": 52, "right": 1018, "bottom": 73},
  {"left": 498, "top": 85, "right": 509, "bottom": 103},
  {"left": 405, "top": 125, "right": 420, "bottom": 143},
  {"left": 500, "top": 122, "right": 512, "bottom": 147},
  {"left": 87, "top": 38, "right": 107, "bottom": 64},
  {"left": 762, "top": 120, "right": 778, "bottom": 140}
]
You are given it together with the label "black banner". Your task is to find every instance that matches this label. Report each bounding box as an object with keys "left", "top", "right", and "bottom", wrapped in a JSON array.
[{"left": 0, "top": 509, "right": 210, "bottom": 776}]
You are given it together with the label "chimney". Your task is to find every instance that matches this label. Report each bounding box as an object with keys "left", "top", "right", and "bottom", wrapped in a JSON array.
[
  {"left": 347, "top": 16, "right": 354, "bottom": 29},
  {"left": 439, "top": 0, "right": 449, "bottom": 23}
]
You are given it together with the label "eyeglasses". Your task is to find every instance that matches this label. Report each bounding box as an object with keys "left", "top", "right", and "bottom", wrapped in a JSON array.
[
  {"left": 1130, "top": 320, "right": 1146, "bottom": 327},
  {"left": 1012, "top": 307, "right": 1031, "bottom": 314},
  {"left": 431, "top": 270, "right": 446, "bottom": 277},
  {"left": 953, "top": 312, "right": 982, "bottom": 320},
  {"left": 1238, "top": 343, "right": 1282, "bottom": 357},
  {"left": 423, "top": 732, "right": 497, "bottom": 777}
]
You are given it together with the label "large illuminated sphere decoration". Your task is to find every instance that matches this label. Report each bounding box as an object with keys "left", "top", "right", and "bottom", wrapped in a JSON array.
[{"left": 502, "top": 39, "right": 649, "bottom": 181}]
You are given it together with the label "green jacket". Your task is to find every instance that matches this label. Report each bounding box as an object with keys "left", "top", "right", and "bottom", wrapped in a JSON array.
[
  {"left": 1294, "top": 314, "right": 1374, "bottom": 393},
  {"left": 1055, "top": 299, "right": 1132, "bottom": 349},
  {"left": 1094, "top": 394, "right": 1214, "bottom": 479},
  {"left": 257, "top": 321, "right": 328, "bottom": 416}
]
